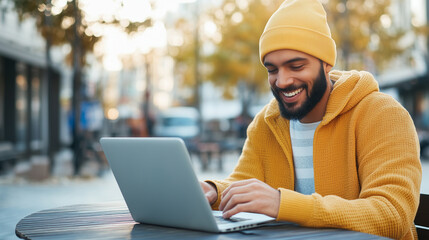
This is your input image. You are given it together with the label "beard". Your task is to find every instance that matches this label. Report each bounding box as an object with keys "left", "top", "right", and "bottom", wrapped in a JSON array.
[{"left": 271, "top": 62, "right": 327, "bottom": 120}]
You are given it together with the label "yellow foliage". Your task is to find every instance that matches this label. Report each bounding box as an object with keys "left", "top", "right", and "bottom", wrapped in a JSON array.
[{"left": 169, "top": 0, "right": 424, "bottom": 102}]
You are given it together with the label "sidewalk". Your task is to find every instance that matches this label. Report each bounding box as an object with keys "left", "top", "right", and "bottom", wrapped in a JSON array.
[{"left": 1, "top": 154, "right": 428, "bottom": 240}]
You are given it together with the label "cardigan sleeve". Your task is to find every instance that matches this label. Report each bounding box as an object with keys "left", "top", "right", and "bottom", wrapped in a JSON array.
[{"left": 276, "top": 95, "right": 422, "bottom": 240}]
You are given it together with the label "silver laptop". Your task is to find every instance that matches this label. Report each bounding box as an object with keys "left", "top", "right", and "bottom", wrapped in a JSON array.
[{"left": 100, "top": 137, "right": 274, "bottom": 232}]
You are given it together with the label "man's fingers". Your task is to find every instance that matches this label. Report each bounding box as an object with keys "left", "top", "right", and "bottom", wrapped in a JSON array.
[
  {"left": 220, "top": 180, "right": 263, "bottom": 210},
  {"left": 200, "top": 181, "right": 218, "bottom": 205},
  {"left": 222, "top": 202, "right": 255, "bottom": 219},
  {"left": 221, "top": 179, "right": 261, "bottom": 198},
  {"left": 219, "top": 183, "right": 254, "bottom": 211},
  {"left": 218, "top": 179, "right": 281, "bottom": 218},
  {"left": 220, "top": 191, "right": 251, "bottom": 212},
  {"left": 205, "top": 191, "right": 217, "bottom": 205}
]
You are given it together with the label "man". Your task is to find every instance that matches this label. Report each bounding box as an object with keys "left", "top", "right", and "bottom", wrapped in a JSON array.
[{"left": 200, "top": 0, "right": 422, "bottom": 239}]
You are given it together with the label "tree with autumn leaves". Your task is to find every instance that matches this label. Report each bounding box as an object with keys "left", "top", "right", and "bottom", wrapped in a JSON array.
[
  {"left": 10, "top": 0, "right": 425, "bottom": 126},
  {"left": 169, "top": 0, "right": 424, "bottom": 117},
  {"left": 169, "top": 0, "right": 281, "bottom": 117},
  {"left": 324, "top": 0, "right": 417, "bottom": 71},
  {"left": 11, "top": 0, "right": 151, "bottom": 173},
  {"left": 204, "top": 0, "right": 281, "bottom": 117}
]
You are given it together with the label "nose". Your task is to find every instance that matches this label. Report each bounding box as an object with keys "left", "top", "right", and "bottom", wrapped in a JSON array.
[{"left": 276, "top": 69, "right": 294, "bottom": 89}]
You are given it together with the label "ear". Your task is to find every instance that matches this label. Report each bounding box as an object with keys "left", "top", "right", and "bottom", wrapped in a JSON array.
[{"left": 323, "top": 63, "right": 332, "bottom": 74}]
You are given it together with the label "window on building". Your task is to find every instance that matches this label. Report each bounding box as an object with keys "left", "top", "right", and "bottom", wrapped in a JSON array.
[
  {"left": 31, "top": 67, "right": 42, "bottom": 150},
  {"left": 15, "top": 62, "right": 27, "bottom": 151}
]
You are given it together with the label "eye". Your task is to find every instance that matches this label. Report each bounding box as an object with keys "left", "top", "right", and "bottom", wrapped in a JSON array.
[
  {"left": 290, "top": 65, "right": 304, "bottom": 70},
  {"left": 267, "top": 68, "right": 278, "bottom": 74}
]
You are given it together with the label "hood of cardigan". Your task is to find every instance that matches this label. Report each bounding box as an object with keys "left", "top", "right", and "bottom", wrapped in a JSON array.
[{"left": 264, "top": 70, "right": 380, "bottom": 125}]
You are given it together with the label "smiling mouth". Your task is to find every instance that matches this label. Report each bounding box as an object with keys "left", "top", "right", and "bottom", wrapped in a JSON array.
[{"left": 282, "top": 88, "right": 303, "bottom": 98}]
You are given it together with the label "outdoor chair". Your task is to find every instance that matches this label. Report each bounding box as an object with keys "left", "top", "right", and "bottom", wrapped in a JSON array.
[{"left": 415, "top": 193, "right": 429, "bottom": 239}]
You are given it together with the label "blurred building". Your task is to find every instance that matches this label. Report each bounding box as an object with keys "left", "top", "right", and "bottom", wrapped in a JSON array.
[
  {"left": 378, "top": 0, "right": 429, "bottom": 133},
  {"left": 0, "top": 1, "right": 63, "bottom": 172}
]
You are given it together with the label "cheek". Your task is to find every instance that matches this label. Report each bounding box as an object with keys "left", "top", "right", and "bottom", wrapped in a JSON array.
[
  {"left": 268, "top": 75, "right": 276, "bottom": 87},
  {"left": 301, "top": 72, "right": 318, "bottom": 87}
]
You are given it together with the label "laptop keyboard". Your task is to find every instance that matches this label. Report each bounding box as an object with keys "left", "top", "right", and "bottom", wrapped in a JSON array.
[{"left": 215, "top": 215, "right": 249, "bottom": 225}]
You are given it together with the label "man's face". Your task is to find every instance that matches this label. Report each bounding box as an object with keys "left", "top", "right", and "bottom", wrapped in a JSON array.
[{"left": 264, "top": 49, "right": 329, "bottom": 121}]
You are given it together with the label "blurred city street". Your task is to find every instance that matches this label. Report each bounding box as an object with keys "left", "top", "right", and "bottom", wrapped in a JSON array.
[{"left": 1, "top": 154, "right": 428, "bottom": 240}]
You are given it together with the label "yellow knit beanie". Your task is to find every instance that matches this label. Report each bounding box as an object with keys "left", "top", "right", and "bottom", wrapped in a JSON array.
[{"left": 259, "top": 0, "right": 336, "bottom": 67}]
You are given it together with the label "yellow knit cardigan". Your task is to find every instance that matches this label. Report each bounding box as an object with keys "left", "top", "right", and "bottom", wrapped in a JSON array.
[{"left": 209, "top": 70, "right": 422, "bottom": 240}]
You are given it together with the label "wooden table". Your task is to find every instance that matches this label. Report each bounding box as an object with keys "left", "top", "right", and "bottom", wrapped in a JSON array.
[{"left": 15, "top": 201, "right": 389, "bottom": 239}]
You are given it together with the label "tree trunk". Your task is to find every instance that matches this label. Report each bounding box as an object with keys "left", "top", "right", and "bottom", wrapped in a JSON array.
[{"left": 72, "top": 0, "right": 82, "bottom": 175}]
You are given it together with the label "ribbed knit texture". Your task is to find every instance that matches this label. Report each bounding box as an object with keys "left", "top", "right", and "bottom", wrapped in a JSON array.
[
  {"left": 259, "top": 0, "right": 336, "bottom": 66},
  {"left": 208, "top": 70, "right": 422, "bottom": 240}
]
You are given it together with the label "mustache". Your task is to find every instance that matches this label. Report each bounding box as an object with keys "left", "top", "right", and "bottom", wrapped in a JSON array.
[{"left": 272, "top": 84, "right": 307, "bottom": 93}]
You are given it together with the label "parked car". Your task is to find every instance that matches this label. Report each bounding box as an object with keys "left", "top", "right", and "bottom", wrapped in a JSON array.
[{"left": 153, "top": 107, "right": 200, "bottom": 140}]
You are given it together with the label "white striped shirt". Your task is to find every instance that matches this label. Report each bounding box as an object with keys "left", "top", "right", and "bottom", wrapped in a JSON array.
[{"left": 290, "top": 120, "right": 320, "bottom": 195}]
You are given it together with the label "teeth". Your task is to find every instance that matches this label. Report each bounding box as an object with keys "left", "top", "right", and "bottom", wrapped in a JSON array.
[{"left": 282, "top": 88, "right": 303, "bottom": 97}]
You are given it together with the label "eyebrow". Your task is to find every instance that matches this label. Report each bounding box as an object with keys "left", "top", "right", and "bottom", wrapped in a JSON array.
[{"left": 263, "top": 57, "right": 308, "bottom": 68}]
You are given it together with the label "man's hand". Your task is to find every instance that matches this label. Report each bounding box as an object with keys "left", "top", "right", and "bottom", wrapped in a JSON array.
[
  {"left": 219, "top": 178, "right": 280, "bottom": 219},
  {"left": 200, "top": 181, "right": 218, "bottom": 205}
]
